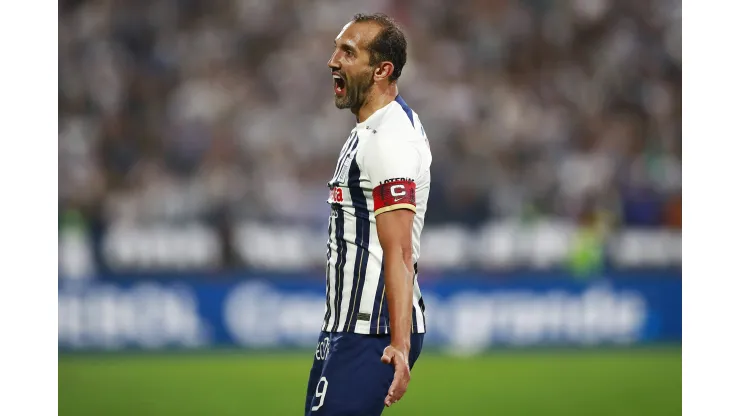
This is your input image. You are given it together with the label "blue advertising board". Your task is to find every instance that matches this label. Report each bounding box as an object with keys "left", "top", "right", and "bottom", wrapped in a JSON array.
[{"left": 58, "top": 273, "right": 681, "bottom": 352}]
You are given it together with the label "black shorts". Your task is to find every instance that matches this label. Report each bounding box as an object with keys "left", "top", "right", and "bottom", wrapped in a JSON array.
[{"left": 304, "top": 331, "right": 425, "bottom": 416}]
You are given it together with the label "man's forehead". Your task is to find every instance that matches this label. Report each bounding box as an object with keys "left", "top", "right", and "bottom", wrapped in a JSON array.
[
  {"left": 335, "top": 21, "right": 353, "bottom": 40},
  {"left": 334, "top": 20, "right": 379, "bottom": 47}
]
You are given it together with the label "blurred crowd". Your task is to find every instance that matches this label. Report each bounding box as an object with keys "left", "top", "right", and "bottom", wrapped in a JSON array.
[{"left": 59, "top": 0, "right": 682, "bottom": 231}]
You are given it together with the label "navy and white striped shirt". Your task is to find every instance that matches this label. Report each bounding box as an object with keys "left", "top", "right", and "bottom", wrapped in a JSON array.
[{"left": 322, "top": 95, "right": 431, "bottom": 335}]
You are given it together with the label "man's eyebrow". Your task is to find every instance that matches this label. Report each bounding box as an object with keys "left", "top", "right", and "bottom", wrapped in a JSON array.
[{"left": 336, "top": 40, "right": 358, "bottom": 53}]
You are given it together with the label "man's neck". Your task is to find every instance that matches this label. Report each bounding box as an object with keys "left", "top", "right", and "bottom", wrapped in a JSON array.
[{"left": 354, "top": 83, "right": 398, "bottom": 123}]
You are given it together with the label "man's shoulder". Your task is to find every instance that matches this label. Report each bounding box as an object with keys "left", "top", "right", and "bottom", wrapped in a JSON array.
[
  {"left": 359, "top": 128, "right": 421, "bottom": 160},
  {"left": 371, "top": 120, "right": 424, "bottom": 148},
  {"left": 356, "top": 100, "right": 429, "bottom": 166},
  {"left": 380, "top": 102, "right": 421, "bottom": 134}
]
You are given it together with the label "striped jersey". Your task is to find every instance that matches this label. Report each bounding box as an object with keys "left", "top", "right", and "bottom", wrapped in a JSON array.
[{"left": 322, "top": 95, "right": 432, "bottom": 335}]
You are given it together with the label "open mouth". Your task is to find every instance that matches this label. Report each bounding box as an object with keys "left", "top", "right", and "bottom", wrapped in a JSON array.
[{"left": 333, "top": 73, "right": 346, "bottom": 95}]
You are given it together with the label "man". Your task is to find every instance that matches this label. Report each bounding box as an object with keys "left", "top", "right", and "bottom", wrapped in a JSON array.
[{"left": 304, "top": 13, "right": 432, "bottom": 416}]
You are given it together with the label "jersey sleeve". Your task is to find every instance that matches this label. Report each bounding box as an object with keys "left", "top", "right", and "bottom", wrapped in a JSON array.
[{"left": 362, "top": 136, "right": 422, "bottom": 215}]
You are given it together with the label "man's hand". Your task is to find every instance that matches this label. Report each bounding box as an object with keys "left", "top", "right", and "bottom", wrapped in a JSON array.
[{"left": 381, "top": 345, "right": 411, "bottom": 407}]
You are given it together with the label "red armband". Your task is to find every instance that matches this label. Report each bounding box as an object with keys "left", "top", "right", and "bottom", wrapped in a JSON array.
[{"left": 372, "top": 179, "right": 416, "bottom": 215}]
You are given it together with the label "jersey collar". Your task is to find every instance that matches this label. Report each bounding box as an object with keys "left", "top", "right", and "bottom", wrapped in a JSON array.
[{"left": 355, "top": 97, "right": 398, "bottom": 131}]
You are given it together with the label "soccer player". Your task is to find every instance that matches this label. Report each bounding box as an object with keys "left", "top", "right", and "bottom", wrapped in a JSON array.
[{"left": 304, "top": 13, "right": 432, "bottom": 416}]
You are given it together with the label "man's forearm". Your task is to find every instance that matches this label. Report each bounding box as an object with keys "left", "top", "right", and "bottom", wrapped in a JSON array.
[{"left": 384, "top": 248, "right": 414, "bottom": 353}]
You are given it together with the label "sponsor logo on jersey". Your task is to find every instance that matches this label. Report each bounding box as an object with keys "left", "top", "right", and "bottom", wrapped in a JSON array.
[
  {"left": 381, "top": 178, "right": 415, "bottom": 185},
  {"left": 328, "top": 186, "right": 344, "bottom": 204}
]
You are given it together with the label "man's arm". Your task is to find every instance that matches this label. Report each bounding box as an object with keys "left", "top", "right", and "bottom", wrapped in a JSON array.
[
  {"left": 377, "top": 207, "right": 415, "bottom": 407},
  {"left": 363, "top": 137, "right": 421, "bottom": 406},
  {"left": 362, "top": 133, "right": 422, "bottom": 407},
  {"left": 376, "top": 208, "right": 415, "bottom": 353}
]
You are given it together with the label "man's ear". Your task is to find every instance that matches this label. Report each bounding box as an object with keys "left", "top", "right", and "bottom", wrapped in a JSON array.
[{"left": 374, "top": 61, "right": 395, "bottom": 81}]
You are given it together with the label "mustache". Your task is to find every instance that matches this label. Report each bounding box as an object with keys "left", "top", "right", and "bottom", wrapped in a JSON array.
[{"left": 331, "top": 70, "right": 346, "bottom": 80}]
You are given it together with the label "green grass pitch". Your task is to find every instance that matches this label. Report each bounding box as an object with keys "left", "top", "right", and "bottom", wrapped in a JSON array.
[{"left": 59, "top": 347, "right": 681, "bottom": 416}]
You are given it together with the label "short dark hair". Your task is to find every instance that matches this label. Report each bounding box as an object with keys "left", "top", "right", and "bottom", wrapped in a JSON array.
[{"left": 352, "top": 13, "right": 407, "bottom": 82}]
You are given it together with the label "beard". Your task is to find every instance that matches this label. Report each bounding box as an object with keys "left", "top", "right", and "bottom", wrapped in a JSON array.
[{"left": 334, "top": 68, "right": 374, "bottom": 111}]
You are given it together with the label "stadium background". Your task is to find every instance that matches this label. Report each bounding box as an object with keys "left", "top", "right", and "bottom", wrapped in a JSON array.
[{"left": 58, "top": 0, "right": 681, "bottom": 415}]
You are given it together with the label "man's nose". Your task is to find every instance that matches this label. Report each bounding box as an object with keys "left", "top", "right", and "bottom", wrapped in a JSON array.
[{"left": 328, "top": 52, "right": 340, "bottom": 70}]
